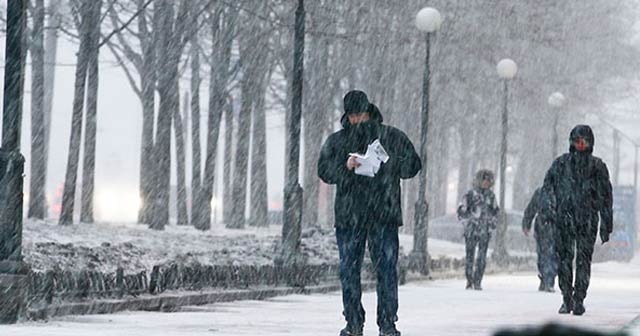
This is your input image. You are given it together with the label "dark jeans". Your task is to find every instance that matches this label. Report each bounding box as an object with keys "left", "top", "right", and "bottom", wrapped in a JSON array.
[
  {"left": 535, "top": 228, "right": 557, "bottom": 287},
  {"left": 555, "top": 228, "right": 596, "bottom": 303},
  {"left": 335, "top": 223, "right": 399, "bottom": 330},
  {"left": 464, "top": 234, "right": 490, "bottom": 286}
]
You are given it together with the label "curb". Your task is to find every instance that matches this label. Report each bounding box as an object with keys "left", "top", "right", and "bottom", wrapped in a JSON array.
[
  {"left": 27, "top": 281, "right": 379, "bottom": 321},
  {"left": 25, "top": 258, "right": 534, "bottom": 321}
]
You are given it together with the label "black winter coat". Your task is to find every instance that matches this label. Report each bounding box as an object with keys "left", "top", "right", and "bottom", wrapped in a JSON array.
[
  {"left": 317, "top": 108, "right": 421, "bottom": 228},
  {"left": 541, "top": 125, "right": 613, "bottom": 239},
  {"left": 522, "top": 188, "right": 553, "bottom": 238}
]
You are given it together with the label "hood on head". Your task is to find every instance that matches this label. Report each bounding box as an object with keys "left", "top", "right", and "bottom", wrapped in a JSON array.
[
  {"left": 569, "top": 124, "right": 594, "bottom": 154},
  {"left": 340, "top": 98, "right": 384, "bottom": 129},
  {"left": 473, "top": 169, "right": 495, "bottom": 189}
]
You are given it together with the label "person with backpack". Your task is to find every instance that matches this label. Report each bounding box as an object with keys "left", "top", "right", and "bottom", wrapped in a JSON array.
[{"left": 457, "top": 169, "right": 500, "bottom": 290}]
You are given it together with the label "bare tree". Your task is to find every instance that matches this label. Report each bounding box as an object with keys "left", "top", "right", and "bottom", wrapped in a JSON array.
[
  {"left": 173, "top": 75, "right": 188, "bottom": 226},
  {"left": 59, "top": 0, "right": 102, "bottom": 226},
  {"left": 249, "top": 60, "right": 272, "bottom": 227},
  {"left": 193, "top": 4, "right": 237, "bottom": 230},
  {"left": 80, "top": 0, "right": 103, "bottom": 223},
  {"left": 222, "top": 95, "right": 234, "bottom": 225},
  {"left": 27, "top": 0, "right": 46, "bottom": 220},
  {"left": 147, "top": 0, "right": 191, "bottom": 230},
  {"left": 189, "top": 15, "right": 202, "bottom": 226}
]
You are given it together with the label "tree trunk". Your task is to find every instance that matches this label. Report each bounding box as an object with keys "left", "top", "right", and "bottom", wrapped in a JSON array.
[
  {"left": 249, "top": 79, "right": 268, "bottom": 227},
  {"left": 137, "top": 0, "right": 157, "bottom": 225},
  {"left": 173, "top": 78, "right": 189, "bottom": 226},
  {"left": 80, "top": 0, "right": 101, "bottom": 223},
  {"left": 193, "top": 7, "right": 234, "bottom": 230},
  {"left": 189, "top": 41, "right": 202, "bottom": 224},
  {"left": 59, "top": 0, "right": 94, "bottom": 226},
  {"left": 41, "top": 0, "right": 62, "bottom": 218},
  {"left": 149, "top": 1, "right": 176, "bottom": 230},
  {"left": 149, "top": 0, "right": 189, "bottom": 230},
  {"left": 222, "top": 99, "right": 234, "bottom": 225},
  {"left": 436, "top": 130, "right": 449, "bottom": 217},
  {"left": 229, "top": 76, "right": 252, "bottom": 229},
  {"left": 28, "top": 0, "right": 46, "bottom": 220},
  {"left": 456, "top": 127, "right": 472, "bottom": 203},
  {"left": 301, "top": 36, "right": 328, "bottom": 229}
]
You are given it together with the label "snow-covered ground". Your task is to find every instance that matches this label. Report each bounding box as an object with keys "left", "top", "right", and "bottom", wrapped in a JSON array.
[
  {"left": 4, "top": 257, "right": 639, "bottom": 335},
  {"left": 22, "top": 219, "right": 468, "bottom": 273}
]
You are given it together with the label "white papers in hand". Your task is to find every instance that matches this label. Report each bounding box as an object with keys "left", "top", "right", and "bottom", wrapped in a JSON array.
[{"left": 349, "top": 139, "right": 388, "bottom": 177}]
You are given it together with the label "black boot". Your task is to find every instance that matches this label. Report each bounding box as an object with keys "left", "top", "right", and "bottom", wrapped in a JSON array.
[
  {"left": 538, "top": 275, "right": 544, "bottom": 291},
  {"left": 473, "top": 281, "right": 482, "bottom": 291},
  {"left": 466, "top": 280, "right": 473, "bottom": 290},
  {"left": 573, "top": 301, "right": 585, "bottom": 316},
  {"left": 379, "top": 326, "right": 401, "bottom": 336},
  {"left": 340, "top": 324, "right": 363, "bottom": 336},
  {"left": 558, "top": 295, "right": 573, "bottom": 314}
]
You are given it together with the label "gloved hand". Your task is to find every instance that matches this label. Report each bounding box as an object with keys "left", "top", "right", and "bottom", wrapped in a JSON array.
[{"left": 600, "top": 230, "right": 610, "bottom": 244}]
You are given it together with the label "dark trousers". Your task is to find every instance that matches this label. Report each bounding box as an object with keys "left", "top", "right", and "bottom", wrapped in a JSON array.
[
  {"left": 535, "top": 228, "right": 557, "bottom": 287},
  {"left": 464, "top": 234, "right": 490, "bottom": 285},
  {"left": 555, "top": 228, "right": 596, "bottom": 303},
  {"left": 335, "top": 223, "right": 399, "bottom": 330}
]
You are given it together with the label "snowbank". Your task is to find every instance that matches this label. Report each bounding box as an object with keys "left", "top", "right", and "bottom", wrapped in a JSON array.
[{"left": 22, "top": 220, "right": 470, "bottom": 274}]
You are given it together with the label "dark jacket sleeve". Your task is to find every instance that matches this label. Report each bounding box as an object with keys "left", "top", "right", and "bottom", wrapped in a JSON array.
[
  {"left": 457, "top": 190, "right": 472, "bottom": 220},
  {"left": 396, "top": 131, "right": 421, "bottom": 179},
  {"left": 522, "top": 189, "right": 540, "bottom": 231},
  {"left": 488, "top": 191, "right": 500, "bottom": 216},
  {"left": 317, "top": 133, "right": 349, "bottom": 185},
  {"left": 540, "top": 159, "right": 560, "bottom": 222},
  {"left": 596, "top": 160, "right": 613, "bottom": 234}
]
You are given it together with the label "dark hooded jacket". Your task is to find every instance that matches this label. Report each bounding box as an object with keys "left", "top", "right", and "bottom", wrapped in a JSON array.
[
  {"left": 522, "top": 188, "right": 553, "bottom": 237},
  {"left": 541, "top": 125, "right": 613, "bottom": 238},
  {"left": 317, "top": 104, "right": 421, "bottom": 228}
]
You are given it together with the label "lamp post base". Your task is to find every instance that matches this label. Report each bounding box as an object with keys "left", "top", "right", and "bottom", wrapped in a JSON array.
[{"left": 0, "top": 261, "right": 29, "bottom": 324}]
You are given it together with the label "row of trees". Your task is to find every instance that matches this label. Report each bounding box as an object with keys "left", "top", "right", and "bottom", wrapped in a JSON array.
[{"left": 16, "top": 0, "right": 639, "bottom": 231}]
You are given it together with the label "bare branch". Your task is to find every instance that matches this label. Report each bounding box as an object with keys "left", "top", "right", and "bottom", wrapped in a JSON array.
[
  {"left": 98, "top": 0, "right": 154, "bottom": 48},
  {"left": 105, "top": 40, "right": 142, "bottom": 99}
]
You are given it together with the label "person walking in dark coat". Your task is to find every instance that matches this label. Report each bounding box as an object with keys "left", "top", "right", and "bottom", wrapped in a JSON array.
[
  {"left": 318, "top": 90, "right": 421, "bottom": 336},
  {"left": 541, "top": 125, "right": 613, "bottom": 316},
  {"left": 457, "top": 169, "right": 499, "bottom": 290},
  {"left": 522, "top": 187, "right": 557, "bottom": 292}
]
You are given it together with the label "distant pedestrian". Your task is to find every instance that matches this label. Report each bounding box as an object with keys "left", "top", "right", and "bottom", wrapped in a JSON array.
[
  {"left": 522, "top": 187, "right": 557, "bottom": 292},
  {"left": 457, "top": 169, "right": 499, "bottom": 290}
]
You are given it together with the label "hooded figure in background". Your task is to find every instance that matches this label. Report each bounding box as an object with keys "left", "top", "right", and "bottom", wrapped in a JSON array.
[
  {"left": 541, "top": 125, "right": 613, "bottom": 316},
  {"left": 522, "top": 187, "right": 557, "bottom": 292},
  {"left": 457, "top": 169, "right": 500, "bottom": 290},
  {"left": 318, "top": 90, "right": 421, "bottom": 336}
]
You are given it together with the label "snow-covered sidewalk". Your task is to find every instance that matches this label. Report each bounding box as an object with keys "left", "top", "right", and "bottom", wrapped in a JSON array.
[{"left": 3, "top": 257, "right": 638, "bottom": 335}]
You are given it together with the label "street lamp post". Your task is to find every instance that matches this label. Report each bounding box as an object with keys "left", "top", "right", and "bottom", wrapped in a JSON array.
[
  {"left": 0, "top": 0, "right": 29, "bottom": 324},
  {"left": 409, "top": 7, "right": 442, "bottom": 276},
  {"left": 278, "top": 0, "right": 305, "bottom": 269},
  {"left": 493, "top": 59, "right": 517, "bottom": 263},
  {"left": 548, "top": 92, "right": 566, "bottom": 159}
]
